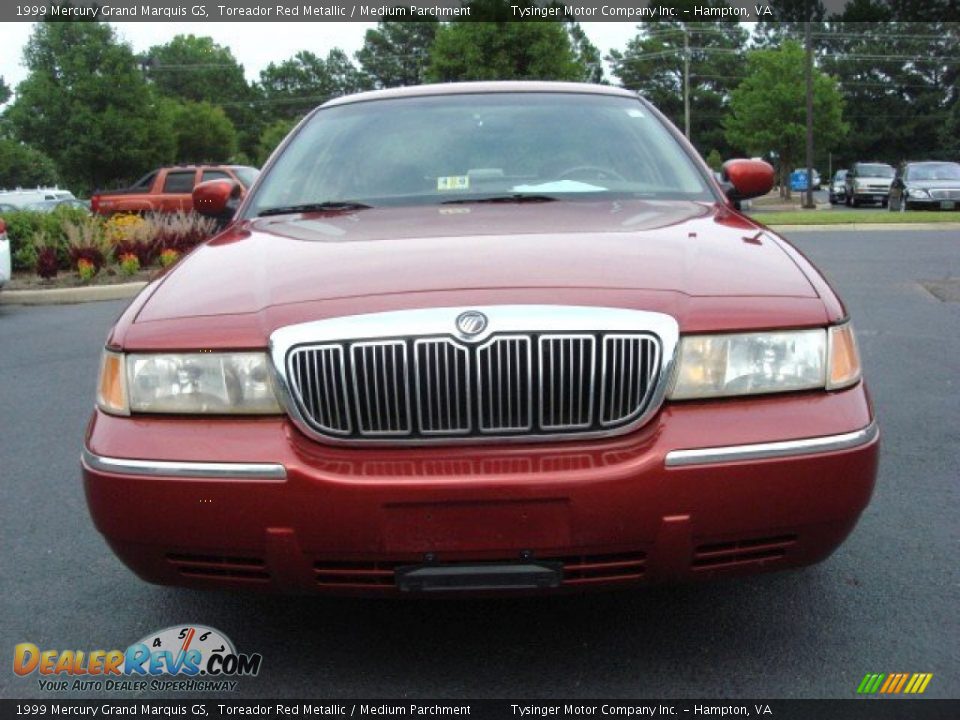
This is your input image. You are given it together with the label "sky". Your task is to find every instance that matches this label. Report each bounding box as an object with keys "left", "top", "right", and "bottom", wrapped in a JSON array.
[{"left": 0, "top": 22, "right": 645, "bottom": 94}]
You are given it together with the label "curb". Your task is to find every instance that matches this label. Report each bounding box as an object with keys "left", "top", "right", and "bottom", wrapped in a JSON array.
[
  {"left": 766, "top": 223, "right": 960, "bottom": 232},
  {"left": 0, "top": 281, "right": 146, "bottom": 306}
]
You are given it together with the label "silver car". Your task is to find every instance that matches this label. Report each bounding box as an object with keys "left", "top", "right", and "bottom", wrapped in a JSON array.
[
  {"left": 845, "top": 162, "right": 895, "bottom": 207},
  {"left": 829, "top": 169, "right": 847, "bottom": 205}
]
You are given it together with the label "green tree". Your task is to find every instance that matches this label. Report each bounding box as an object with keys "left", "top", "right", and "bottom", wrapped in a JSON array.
[
  {"left": 355, "top": 20, "right": 438, "bottom": 88},
  {"left": 817, "top": 20, "right": 958, "bottom": 168},
  {"left": 941, "top": 98, "right": 960, "bottom": 158},
  {"left": 0, "top": 77, "right": 10, "bottom": 105},
  {"left": 143, "top": 35, "right": 249, "bottom": 106},
  {"left": 426, "top": 21, "right": 584, "bottom": 82},
  {"left": 258, "top": 49, "right": 370, "bottom": 122},
  {"left": 5, "top": 21, "right": 175, "bottom": 193},
  {"left": 0, "top": 139, "right": 59, "bottom": 187},
  {"left": 256, "top": 118, "right": 297, "bottom": 166},
  {"left": 608, "top": 3, "right": 748, "bottom": 156},
  {"left": 142, "top": 34, "right": 261, "bottom": 160},
  {"left": 566, "top": 22, "right": 605, "bottom": 84},
  {"left": 704, "top": 149, "right": 723, "bottom": 172},
  {"left": 725, "top": 41, "right": 847, "bottom": 198},
  {"left": 169, "top": 100, "right": 238, "bottom": 163}
]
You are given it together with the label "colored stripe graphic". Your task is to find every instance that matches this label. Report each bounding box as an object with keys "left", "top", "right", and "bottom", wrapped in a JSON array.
[
  {"left": 857, "top": 674, "right": 885, "bottom": 694},
  {"left": 893, "top": 674, "right": 909, "bottom": 693},
  {"left": 857, "top": 673, "right": 933, "bottom": 694}
]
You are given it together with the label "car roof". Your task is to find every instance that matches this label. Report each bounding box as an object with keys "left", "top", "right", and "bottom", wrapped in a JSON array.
[{"left": 321, "top": 81, "right": 639, "bottom": 109}]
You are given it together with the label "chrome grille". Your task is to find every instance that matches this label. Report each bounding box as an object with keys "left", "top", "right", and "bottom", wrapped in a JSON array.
[
  {"left": 929, "top": 188, "right": 960, "bottom": 200},
  {"left": 350, "top": 341, "right": 410, "bottom": 435},
  {"left": 539, "top": 334, "right": 595, "bottom": 430},
  {"left": 477, "top": 336, "right": 532, "bottom": 433},
  {"left": 289, "top": 344, "right": 351, "bottom": 435},
  {"left": 285, "top": 331, "right": 661, "bottom": 443},
  {"left": 414, "top": 339, "right": 470, "bottom": 435},
  {"left": 600, "top": 335, "right": 660, "bottom": 426}
]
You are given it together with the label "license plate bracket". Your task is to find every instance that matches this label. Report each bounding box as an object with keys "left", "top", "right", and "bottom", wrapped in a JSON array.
[{"left": 396, "top": 561, "right": 563, "bottom": 592}]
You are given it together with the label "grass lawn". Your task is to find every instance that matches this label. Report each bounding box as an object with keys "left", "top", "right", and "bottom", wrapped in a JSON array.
[{"left": 749, "top": 210, "right": 960, "bottom": 225}]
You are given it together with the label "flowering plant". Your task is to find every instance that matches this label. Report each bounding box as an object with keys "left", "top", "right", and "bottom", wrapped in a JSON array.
[
  {"left": 119, "top": 252, "right": 141, "bottom": 276},
  {"left": 159, "top": 248, "right": 180, "bottom": 268},
  {"left": 77, "top": 258, "right": 97, "bottom": 282}
]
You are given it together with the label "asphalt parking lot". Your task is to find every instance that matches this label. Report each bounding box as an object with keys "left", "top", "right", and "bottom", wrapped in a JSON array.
[{"left": 1, "top": 229, "right": 957, "bottom": 701}]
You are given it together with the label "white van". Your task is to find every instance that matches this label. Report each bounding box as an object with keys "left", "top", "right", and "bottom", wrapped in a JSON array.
[{"left": 0, "top": 187, "right": 77, "bottom": 208}]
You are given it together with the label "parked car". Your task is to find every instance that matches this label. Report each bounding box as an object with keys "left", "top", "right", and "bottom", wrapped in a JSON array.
[
  {"left": 24, "top": 198, "right": 91, "bottom": 213},
  {"left": 0, "top": 218, "right": 9, "bottom": 290},
  {"left": 0, "top": 187, "right": 78, "bottom": 209},
  {"left": 790, "top": 168, "right": 821, "bottom": 192},
  {"left": 83, "top": 82, "right": 878, "bottom": 595},
  {"left": 888, "top": 161, "right": 960, "bottom": 211},
  {"left": 828, "top": 169, "right": 848, "bottom": 204},
  {"left": 91, "top": 165, "right": 259, "bottom": 217},
  {"left": 844, "top": 162, "right": 895, "bottom": 207}
]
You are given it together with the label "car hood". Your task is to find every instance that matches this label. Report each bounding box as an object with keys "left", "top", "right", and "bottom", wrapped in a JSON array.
[
  {"left": 908, "top": 179, "right": 960, "bottom": 189},
  {"left": 137, "top": 199, "right": 818, "bottom": 328}
]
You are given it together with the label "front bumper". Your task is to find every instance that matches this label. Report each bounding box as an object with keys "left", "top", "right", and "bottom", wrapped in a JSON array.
[
  {"left": 82, "top": 386, "right": 879, "bottom": 594},
  {"left": 904, "top": 196, "right": 959, "bottom": 210}
]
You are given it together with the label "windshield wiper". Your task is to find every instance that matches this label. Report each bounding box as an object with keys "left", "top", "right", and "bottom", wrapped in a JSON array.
[
  {"left": 441, "top": 194, "right": 557, "bottom": 205},
  {"left": 257, "top": 201, "right": 372, "bottom": 217}
]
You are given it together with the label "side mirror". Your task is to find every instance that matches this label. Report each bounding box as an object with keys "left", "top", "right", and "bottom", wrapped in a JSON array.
[
  {"left": 192, "top": 179, "right": 241, "bottom": 219},
  {"left": 721, "top": 159, "right": 775, "bottom": 202}
]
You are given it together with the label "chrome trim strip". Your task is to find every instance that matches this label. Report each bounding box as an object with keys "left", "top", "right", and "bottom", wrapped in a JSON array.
[
  {"left": 269, "top": 305, "right": 680, "bottom": 447},
  {"left": 81, "top": 448, "right": 287, "bottom": 480},
  {"left": 664, "top": 421, "right": 879, "bottom": 468}
]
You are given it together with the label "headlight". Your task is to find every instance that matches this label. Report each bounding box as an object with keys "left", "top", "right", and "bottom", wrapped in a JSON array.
[
  {"left": 97, "top": 351, "right": 282, "bottom": 415},
  {"left": 669, "top": 324, "right": 862, "bottom": 400},
  {"left": 906, "top": 187, "right": 930, "bottom": 199},
  {"left": 669, "top": 329, "right": 825, "bottom": 399}
]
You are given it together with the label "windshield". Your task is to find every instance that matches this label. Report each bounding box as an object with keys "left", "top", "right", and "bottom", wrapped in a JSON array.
[
  {"left": 246, "top": 93, "right": 712, "bottom": 216},
  {"left": 233, "top": 166, "right": 260, "bottom": 188},
  {"left": 834, "top": 170, "right": 847, "bottom": 180},
  {"left": 858, "top": 164, "right": 894, "bottom": 178},
  {"left": 906, "top": 162, "right": 960, "bottom": 181}
]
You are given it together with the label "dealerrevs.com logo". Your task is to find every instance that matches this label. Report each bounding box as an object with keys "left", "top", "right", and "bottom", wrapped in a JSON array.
[{"left": 13, "top": 625, "right": 262, "bottom": 692}]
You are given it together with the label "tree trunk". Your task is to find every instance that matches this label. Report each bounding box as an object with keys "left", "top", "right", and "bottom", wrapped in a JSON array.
[{"left": 780, "top": 164, "right": 792, "bottom": 200}]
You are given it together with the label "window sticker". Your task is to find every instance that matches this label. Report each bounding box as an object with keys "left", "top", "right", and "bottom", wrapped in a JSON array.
[{"left": 437, "top": 176, "right": 470, "bottom": 191}]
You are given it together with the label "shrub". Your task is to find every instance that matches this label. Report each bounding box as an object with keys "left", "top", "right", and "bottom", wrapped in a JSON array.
[
  {"left": 3, "top": 206, "right": 97, "bottom": 271},
  {"left": 104, "top": 213, "right": 145, "bottom": 245},
  {"left": 77, "top": 258, "right": 97, "bottom": 282},
  {"left": 34, "top": 231, "right": 59, "bottom": 279},
  {"left": 118, "top": 252, "right": 140, "bottom": 276},
  {"left": 159, "top": 248, "right": 180, "bottom": 268},
  {"left": 63, "top": 215, "right": 109, "bottom": 271},
  {"left": 150, "top": 211, "right": 216, "bottom": 255}
]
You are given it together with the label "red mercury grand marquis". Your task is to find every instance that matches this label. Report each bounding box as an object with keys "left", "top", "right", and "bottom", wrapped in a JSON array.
[{"left": 82, "top": 82, "right": 879, "bottom": 594}]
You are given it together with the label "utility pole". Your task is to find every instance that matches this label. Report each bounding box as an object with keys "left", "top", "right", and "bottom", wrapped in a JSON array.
[
  {"left": 803, "top": 19, "right": 816, "bottom": 209},
  {"left": 683, "top": 26, "right": 691, "bottom": 140}
]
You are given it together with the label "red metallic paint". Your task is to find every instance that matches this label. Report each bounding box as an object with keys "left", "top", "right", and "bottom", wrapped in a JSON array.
[
  {"left": 723, "top": 159, "right": 777, "bottom": 200},
  {"left": 192, "top": 179, "right": 238, "bottom": 217},
  {"left": 85, "top": 83, "right": 877, "bottom": 594},
  {"left": 83, "top": 386, "right": 878, "bottom": 593}
]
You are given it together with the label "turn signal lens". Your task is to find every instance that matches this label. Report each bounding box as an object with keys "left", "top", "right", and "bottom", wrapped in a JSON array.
[
  {"left": 827, "top": 323, "right": 862, "bottom": 390},
  {"left": 97, "top": 350, "right": 129, "bottom": 415}
]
